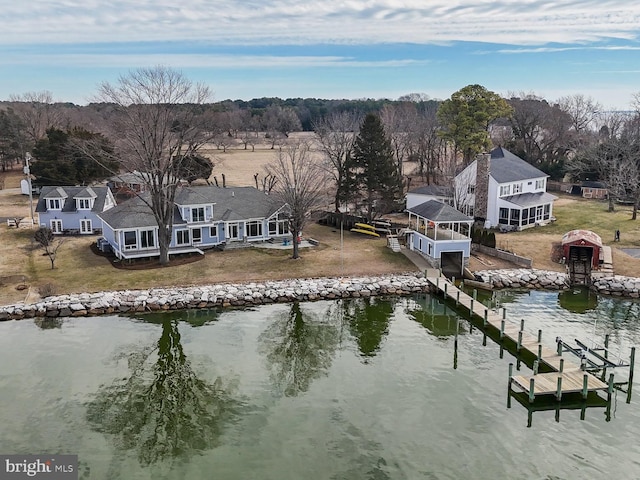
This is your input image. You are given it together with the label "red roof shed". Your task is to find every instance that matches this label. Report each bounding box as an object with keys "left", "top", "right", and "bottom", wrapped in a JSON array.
[{"left": 561, "top": 230, "right": 602, "bottom": 269}]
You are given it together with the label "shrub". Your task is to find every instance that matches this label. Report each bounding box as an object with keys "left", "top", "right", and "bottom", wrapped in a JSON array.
[{"left": 38, "top": 283, "right": 57, "bottom": 298}]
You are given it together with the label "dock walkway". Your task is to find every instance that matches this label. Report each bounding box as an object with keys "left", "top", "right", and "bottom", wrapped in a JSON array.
[{"left": 425, "top": 273, "right": 614, "bottom": 402}]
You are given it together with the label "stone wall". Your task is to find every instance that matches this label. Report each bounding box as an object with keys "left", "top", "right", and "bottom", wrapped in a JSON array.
[
  {"left": 2, "top": 269, "right": 638, "bottom": 321},
  {"left": 474, "top": 269, "right": 568, "bottom": 290},
  {"left": 0, "top": 273, "right": 432, "bottom": 321},
  {"left": 592, "top": 275, "right": 640, "bottom": 298}
]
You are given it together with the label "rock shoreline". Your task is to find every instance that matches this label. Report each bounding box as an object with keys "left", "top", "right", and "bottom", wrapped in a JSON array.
[
  {"left": 1, "top": 270, "right": 638, "bottom": 321},
  {"left": 0, "top": 273, "right": 433, "bottom": 321},
  {"left": 475, "top": 269, "right": 640, "bottom": 298}
]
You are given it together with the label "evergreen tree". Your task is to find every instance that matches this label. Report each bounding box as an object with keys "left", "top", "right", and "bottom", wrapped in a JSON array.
[
  {"left": 32, "top": 127, "right": 118, "bottom": 186},
  {"left": 350, "top": 113, "right": 402, "bottom": 221},
  {"left": 437, "top": 84, "right": 512, "bottom": 165}
]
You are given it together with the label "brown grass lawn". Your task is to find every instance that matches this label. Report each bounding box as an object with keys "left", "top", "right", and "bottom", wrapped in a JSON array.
[{"left": 2, "top": 149, "right": 640, "bottom": 306}]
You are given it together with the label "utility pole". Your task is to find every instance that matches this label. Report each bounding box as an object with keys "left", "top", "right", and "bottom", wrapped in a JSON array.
[{"left": 24, "top": 152, "right": 34, "bottom": 225}]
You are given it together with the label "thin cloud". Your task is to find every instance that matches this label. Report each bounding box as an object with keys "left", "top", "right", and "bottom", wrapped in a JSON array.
[
  {"left": 0, "top": 52, "right": 430, "bottom": 69},
  {"left": 2, "top": 1, "right": 640, "bottom": 46},
  {"left": 490, "top": 45, "right": 640, "bottom": 54}
]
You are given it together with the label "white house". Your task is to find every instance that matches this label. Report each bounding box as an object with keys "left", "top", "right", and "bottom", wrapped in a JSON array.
[
  {"left": 405, "top": 185, "right": 453, "bottom": 210},
  {"left": 455, "top": 147, "right": 557, "bottom": 230}
]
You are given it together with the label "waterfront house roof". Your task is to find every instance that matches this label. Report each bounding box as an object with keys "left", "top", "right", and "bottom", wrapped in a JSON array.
[
  {"left": 98, "top": 185, "right": 285, "bottom": 230},
  {"left": 489, "top": 147, "right": 548, "bottom": 184},
  {"left": 407, "top": 200, "right": 473, "bottom": 223}
]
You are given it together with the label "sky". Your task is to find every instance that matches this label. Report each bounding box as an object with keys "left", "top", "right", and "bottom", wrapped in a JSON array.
[{"left": 1, "top": 1, "right": 640, "bottom": 109}]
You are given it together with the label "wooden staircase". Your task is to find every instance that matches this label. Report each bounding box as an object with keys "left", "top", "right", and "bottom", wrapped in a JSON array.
[{"left": 387, "top": 235, "right": 401, "bottom": 253}]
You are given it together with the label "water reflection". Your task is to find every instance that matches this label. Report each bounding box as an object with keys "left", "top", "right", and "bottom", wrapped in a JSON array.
[
  {"left": 34, "top": 317, "right": 63, "bottom": 329},
  {"left": 341, "top": 298, "right": 393, "bottom": 357},
  {"left": 558, "top": 286, "right": 598, "bottom": 313},
  {"left": 259, "top": 302, "right": 341, "bottom": 396},
  {"left": 406, "top": 296, "right": 462, "bottom": 337},
  {"left": 86, "top": 316, "right": 242, "bottom": 466}
]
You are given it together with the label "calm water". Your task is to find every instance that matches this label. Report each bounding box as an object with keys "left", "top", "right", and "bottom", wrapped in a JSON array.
[{"left": 1, "top": 290, "right": 639, "bottom": 479}]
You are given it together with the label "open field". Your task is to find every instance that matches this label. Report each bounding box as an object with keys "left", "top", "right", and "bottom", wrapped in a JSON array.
[{"left": 2, "top": 151, "right": 640, "bottom": 306}]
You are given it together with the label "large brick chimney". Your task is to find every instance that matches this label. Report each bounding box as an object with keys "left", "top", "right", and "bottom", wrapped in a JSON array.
[{"left": 473, "top": 152, "right": 491, "bottom": 224}]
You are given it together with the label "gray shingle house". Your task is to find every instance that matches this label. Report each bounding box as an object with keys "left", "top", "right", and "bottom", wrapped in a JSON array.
[
  {"left": 454, "top": 147, "right": 557, "bottom": 230},
  {"left": 97, "top": 186, "right": 291, "bottom": 259},
  {"left": 35, "top": 186, "right": 116, "bottom": 234}
]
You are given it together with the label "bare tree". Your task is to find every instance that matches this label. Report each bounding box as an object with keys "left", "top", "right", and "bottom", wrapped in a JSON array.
[
  {"left": 34, "top": 227, "right": 65, "bottom": 269},
  {"left": 94, "top": 66, "right": 212, "bottom": 265},
  {"left": 313, "top": 111, "right": 360, "bottom": 211},
  {"left": 268, "top": 142, "right": 327, "bottom": 259},
  {"left": 8, "top": 90, "right": 64, "bottom": 146},
  {"left": 557, "top": 94, "right": 602, "bottom": 133}
]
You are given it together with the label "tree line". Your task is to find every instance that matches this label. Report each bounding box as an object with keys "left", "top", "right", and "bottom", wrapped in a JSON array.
[{"left": 2, "top": 68, "right": 640, "bottom": 265}]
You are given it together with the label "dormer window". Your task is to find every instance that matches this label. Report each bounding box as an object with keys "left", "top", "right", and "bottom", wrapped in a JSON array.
[
  {"left": 191, "top": 207, "right": 205, "bottom": 222},
  {"left": 77, "top": 198, "right": 92, "bottom": 210},
  {"left": 47, "top": 198, "right": 62, "bottom": 210}
]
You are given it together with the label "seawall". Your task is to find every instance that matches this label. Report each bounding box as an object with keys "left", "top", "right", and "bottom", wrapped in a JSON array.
[{"left": 1, "top": 270, "right": 638, "bottom": 321}]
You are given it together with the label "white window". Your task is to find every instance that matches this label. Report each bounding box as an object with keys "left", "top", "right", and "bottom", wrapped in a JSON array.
[
  {"left": 192, "top": 228, "right": 202, "bottom": 244},
  {"left": 47, "top": 199, "right": 62, "bottom": 210},
  {"left": 210, "top": 225, "right": 218, "bottom": 238},
  {"left": 467, "top": 184, "right": 475, "bottom": 194},
  {"left": 513, "top": 183, "right": 522, "bottom": 194},
  {"left": 124, "top": 231, "right": 137, "bottom": 250},
  {"left": 247, "top": 220, "right": 263, "bottom": 238},
  {"left": 499, "top": 185, "right": 511, "bottom": 196},
  {"left": 77, "top": 198, "right": 92, "bottom": 210},
  {"left": 176, "top": 230, "right": 190, "bottom": 245},
  {"left": 535, "top": 179, "right": 545, "bottom": 189},
  {"left": 50, "top": 219, "right": 63, "bottom": 234},
  {"left": 268, "top": 212, "right": 289, "bottom": 236},
  {"left": 141, "top": 229, "right": 155, "bottom": 249},
  {"left": 80, "top": 219, "right": 92, "bottom": 234},
  {"left": 191, "top": 207, "right": 205, "bottom": 222}
]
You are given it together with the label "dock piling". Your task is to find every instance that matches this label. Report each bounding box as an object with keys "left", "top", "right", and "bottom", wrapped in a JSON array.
[
  {"left": 556, "top": 376, "right": 563, "bottom": 401},
  {"left": 582, "top": 374, "right": 589, "bottom": 399},
  {"left": 537, "top": 329, "right": 542, "bottom": 344},
  {"left": 630, "top": 347, "right": 636, "bottom": 387},
  {"left": 533, "top": 359, "right": 539, "bottom": 375},
  {"left": 500, "top": 319, "right": 505, "bottom": 339},
  {"left": 559, "top": 358, "right": 564, "bottom": 373},
  {"left": 537, "top": 344, "right": 542, "bottom": 361},
  {"left": 529, "top": 378, "right": 535, "bottom": 403},
  {"left": 557, "top": 337, "right": 563, "bottom": 356},
  {"left": 517, "top": 331, "right": 523, "bottom": 352},
  {"left": 483, "top": 309, "right": 488, "bottom": 327}
]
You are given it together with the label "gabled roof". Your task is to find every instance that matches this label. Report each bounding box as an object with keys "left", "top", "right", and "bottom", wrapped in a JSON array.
[
  {"left": 97, "top": 186, "right": 286, "bottom": 230},
  {"left": 489, "top": 147, "right": 548, "bottom": 184},
  {"left": 407, "top": 200, "right": 473, "bottom": 223},
  {"left": 42, "top": 187, "right": 68, "bottom": 199},
  {"left": 407, "top": 185, "right": 453, "bottom": 197},
  {"left": 35, "top": 186, "right": 112, "bottom": 213},
  {"left": 75, "top": 187, "right": 97, "bottom": 199}
]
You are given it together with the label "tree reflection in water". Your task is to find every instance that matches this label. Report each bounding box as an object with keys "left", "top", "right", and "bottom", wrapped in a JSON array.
[
  {"left": 86, "top": 318, "right": 242, "bottom": 466},
  {"left": 341, "top": 297, "right": 394, "bottom": 358},
  {"left": 260, "top": 302, "right": 341, "bottom": 397}
]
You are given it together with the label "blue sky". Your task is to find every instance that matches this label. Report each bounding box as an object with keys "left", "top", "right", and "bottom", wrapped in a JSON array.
[{"left": 1, "top": 1, "right": 640, "bottom": 108}]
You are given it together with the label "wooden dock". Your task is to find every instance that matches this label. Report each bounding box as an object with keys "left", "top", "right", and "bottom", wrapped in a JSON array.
[{"left": 424, "top": 273, "right": 627, "bottom": 403}]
